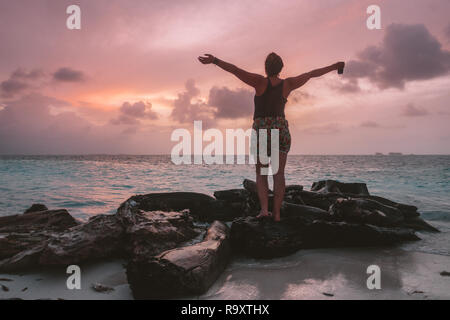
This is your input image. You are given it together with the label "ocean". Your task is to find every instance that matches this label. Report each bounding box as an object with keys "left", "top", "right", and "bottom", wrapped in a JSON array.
[{"left": 0, "top": 155, "right": 449, "bottom": 257}]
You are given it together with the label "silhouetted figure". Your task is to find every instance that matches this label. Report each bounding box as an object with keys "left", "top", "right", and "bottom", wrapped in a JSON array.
[{"left": 199, "top": 52, "right": 344, "bottom": 221}]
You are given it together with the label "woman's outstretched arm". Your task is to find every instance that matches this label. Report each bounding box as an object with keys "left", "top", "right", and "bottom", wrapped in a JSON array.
[
  {"left": 286, "top": 61, "right": 345, "bottom": 92},
  {"left": 198, "top": 54, "right": 265, "bottom": 89}
]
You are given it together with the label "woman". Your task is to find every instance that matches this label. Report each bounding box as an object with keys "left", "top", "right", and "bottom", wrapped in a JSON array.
[{"left": 198, "top": 52, "right": 344, "bottom": 222}]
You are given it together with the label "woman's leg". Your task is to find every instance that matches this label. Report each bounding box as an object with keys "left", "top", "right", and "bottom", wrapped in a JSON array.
[
  {"left": 272, "top": 152, "right": 288, "bottom": 222},
  {"left": 256, "top": 163, "right": 270, "bottom": 217}
]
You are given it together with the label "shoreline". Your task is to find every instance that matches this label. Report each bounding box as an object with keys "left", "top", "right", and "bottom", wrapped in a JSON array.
[{"left": 1, "top": 247, "right": 449, "bottom": 300}]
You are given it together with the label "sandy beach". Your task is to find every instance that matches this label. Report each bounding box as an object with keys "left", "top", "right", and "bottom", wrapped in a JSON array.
[{"left": 1, "top": 247, "right": 448, "bottom": 300}]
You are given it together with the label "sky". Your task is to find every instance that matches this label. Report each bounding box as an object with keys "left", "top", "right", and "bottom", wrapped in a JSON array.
[{"left": 0, "top": 0, "right": 449, "bottom": 155}]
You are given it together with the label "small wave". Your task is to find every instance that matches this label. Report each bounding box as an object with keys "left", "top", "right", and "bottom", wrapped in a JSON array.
[
  {"left": 58, "top": 200, "right": 107, "bottom": 208},
  {"left": 421, "top": 211, "right": 450, "bottom": 222}
]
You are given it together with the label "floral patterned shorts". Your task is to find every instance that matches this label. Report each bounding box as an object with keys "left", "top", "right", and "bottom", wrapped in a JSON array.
[{"left": 252, "top": 116, "right": 291, "bottom": 156}]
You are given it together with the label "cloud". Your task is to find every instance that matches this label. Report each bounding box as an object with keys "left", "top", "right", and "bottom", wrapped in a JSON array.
[
  {"left": 345, "top": 23, "right": 450, "bottom": 89},
  {"left": 110, "top": 101, "right": 158, "bottom": 125},
  {"left": 170, "top": 79, "right": 216, "bottom": 126},
  {"left": 53, "top": 67, "right": 85, "bottom": 82},
  {"left": 402, "top": 103, "right": 429, "bottom": 117},
  {"left": 0, "top": 93, "right": 166, "bottom": 154},
  {"left": 360, "top": 121, "right": 380, "bottom": 128},
  {"left": 208, "top": 86, "right": 253, "bottom": 119},
  {"left": 445, "top": 23, "right": 450, "bottom": 41},
  {"left": 0, "top": 68, "right": 44, "bottom": 97},
  {"left": 332, "top": 79, "right": 361, "bottom": 93}
]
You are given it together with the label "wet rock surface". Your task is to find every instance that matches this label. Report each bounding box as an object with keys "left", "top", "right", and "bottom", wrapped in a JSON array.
[
  {"left": 127, "top": 221, "right": 231, "bottom": 299},
  {"left": 0, "top": 178, "right": 439, "bottom": 298}
]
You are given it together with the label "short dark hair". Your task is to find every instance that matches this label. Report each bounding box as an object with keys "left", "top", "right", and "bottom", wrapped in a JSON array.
[{"left": 265, "top": 52, "right": 283, "bottom": 76}]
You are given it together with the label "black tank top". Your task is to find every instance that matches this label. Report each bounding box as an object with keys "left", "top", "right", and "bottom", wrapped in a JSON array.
[{"left": 253, "top": 78, "right": 287, "bottom": 119}]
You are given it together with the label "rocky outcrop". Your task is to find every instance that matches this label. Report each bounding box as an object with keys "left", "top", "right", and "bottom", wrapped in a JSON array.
[
  {"left": 127, "top": 221, "right": 231, "bottom": 299},
  {"left": 0, "top": 177, "right": 440, "bottom": 299},
  {"left": 230, "top": 216, "right": 420, "bottom": 259}
]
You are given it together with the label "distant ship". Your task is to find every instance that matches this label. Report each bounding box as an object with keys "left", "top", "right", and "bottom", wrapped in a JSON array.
[
  {"left": 375, "top": 152, "right": 384, "bottom": 155},
  {"left": 388, "top": 152, "right": 403, "bottom": 156}
]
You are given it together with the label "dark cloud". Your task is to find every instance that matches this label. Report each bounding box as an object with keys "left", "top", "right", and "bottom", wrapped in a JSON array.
[
  {"left": 360, "top": 121, "right": 380, "bottom": 128},
  {"left": 402, "top": 103, "right": 429, "bottom": 117},
  {"left": 53, "top": 67, "right": 85, "bottom": 82},
  {"left": 345, "top": 23, "right": 450, "bottom": 89},
  {"left": 1, "top": 79, "right": 28, "bottom": 97},
  {"left": 445, "top": 23, "right": 450, "bottom": 41},
  {"left": 111, "top": 101, "right": 158, "bottom": 125},
  {"left": 170, "top": 80, "right": 256, "bottom": 125},
  {"left": 11, "top": 68, "right": 44, "bottom": 80},
  {"left": 0, "top": 68, "right": 44, "bottom": 97},
  {"left": 208, "top": 86, "right": 253, "bottom": 119}
]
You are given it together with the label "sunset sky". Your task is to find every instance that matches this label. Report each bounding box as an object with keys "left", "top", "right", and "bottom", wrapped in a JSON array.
[{"left": 0, "top": 0, "right": 449, "bottom": 154}]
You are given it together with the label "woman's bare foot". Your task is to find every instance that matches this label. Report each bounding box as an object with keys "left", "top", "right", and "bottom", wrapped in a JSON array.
[{"left": 256, "top": 209, "right": 272, "bottom": 219}]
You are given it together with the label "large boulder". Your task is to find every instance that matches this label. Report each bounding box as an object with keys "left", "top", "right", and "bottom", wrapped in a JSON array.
[
  {"left": 119, "top": 192, "right": 245, "bottom": 222},
  {"left": 127, "top": 221, "right": 231, "bottom": 299},
  {"left": 0, "top": 209, "right": 79, "bottom": 261},
  {"left": 117, "top": 198, "right": 201, "bottom": 259},
  {"left": 38, "top": 214, "right": 125, "bottom": 265},
  {"left": 0, "top": 214, "right": 124, "bottom": 271},
  {"left": 0, "top": 209, "right": 79, "bottom": 234},
  {"left": 230, "top": 216, "right": 420, "bottom": 259}
]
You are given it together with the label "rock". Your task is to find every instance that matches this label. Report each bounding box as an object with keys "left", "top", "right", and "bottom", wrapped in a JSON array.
[
  {"left": 329, "top": 198, "right": 438, "bottom": 232},
  {"left": 285, "top": 185, "right": 304, "bottom": 193},
  {"left": 230, "top": 216, "right": 419, "bottom": 259},
  {"left": 281, "top": 202, "right": 329, "bottom": 221},
  {"left": 311, "top": 180, "right": 370, "bottom": 196},
  {"left": 127, "top": 221, "right": 231, "bottom": 299},
  {"left": 91, "top": 283, "right": 114, "bottom": 293},
  {"left": 329, "top": 198, "right": 404, "bottom": 226},
  {"left": 120, "top": 192, "right": 216, "bottom": 220},
  {"left": 0, "top": 214, "right": 124, "bottom": 271},
  {"left": 0, "top": 209, "right": 79, "bottom": 234},
  {"left": 117, "top": 200, "right": 201, "bottom": 259},
  {"left": 230, "top": 216, "right": 305, "bottom": 258},
  {"left": 24, "top": 204, "right": 49, "bottom": 214},
  {"left": 213, "top": 189, "right": 251, "bottom": 202},
  {"left": 0, "top": 210, "right": 79, "bottom": 261},
  {"left": 38, "top": 214, "right": 125, "bottom": 266},
  {"left": 118, "top": 192, "right": 245, "bottom": 222}
]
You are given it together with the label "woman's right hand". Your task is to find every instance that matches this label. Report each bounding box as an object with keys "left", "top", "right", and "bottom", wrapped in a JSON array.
[{"left": 198, "top": 54, "right": 215, "bottom": 64}]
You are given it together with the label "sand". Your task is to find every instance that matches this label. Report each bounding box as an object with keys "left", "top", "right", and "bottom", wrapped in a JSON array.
[{"left": 1, "top": 248, "right": 449, "bottom": 300}]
